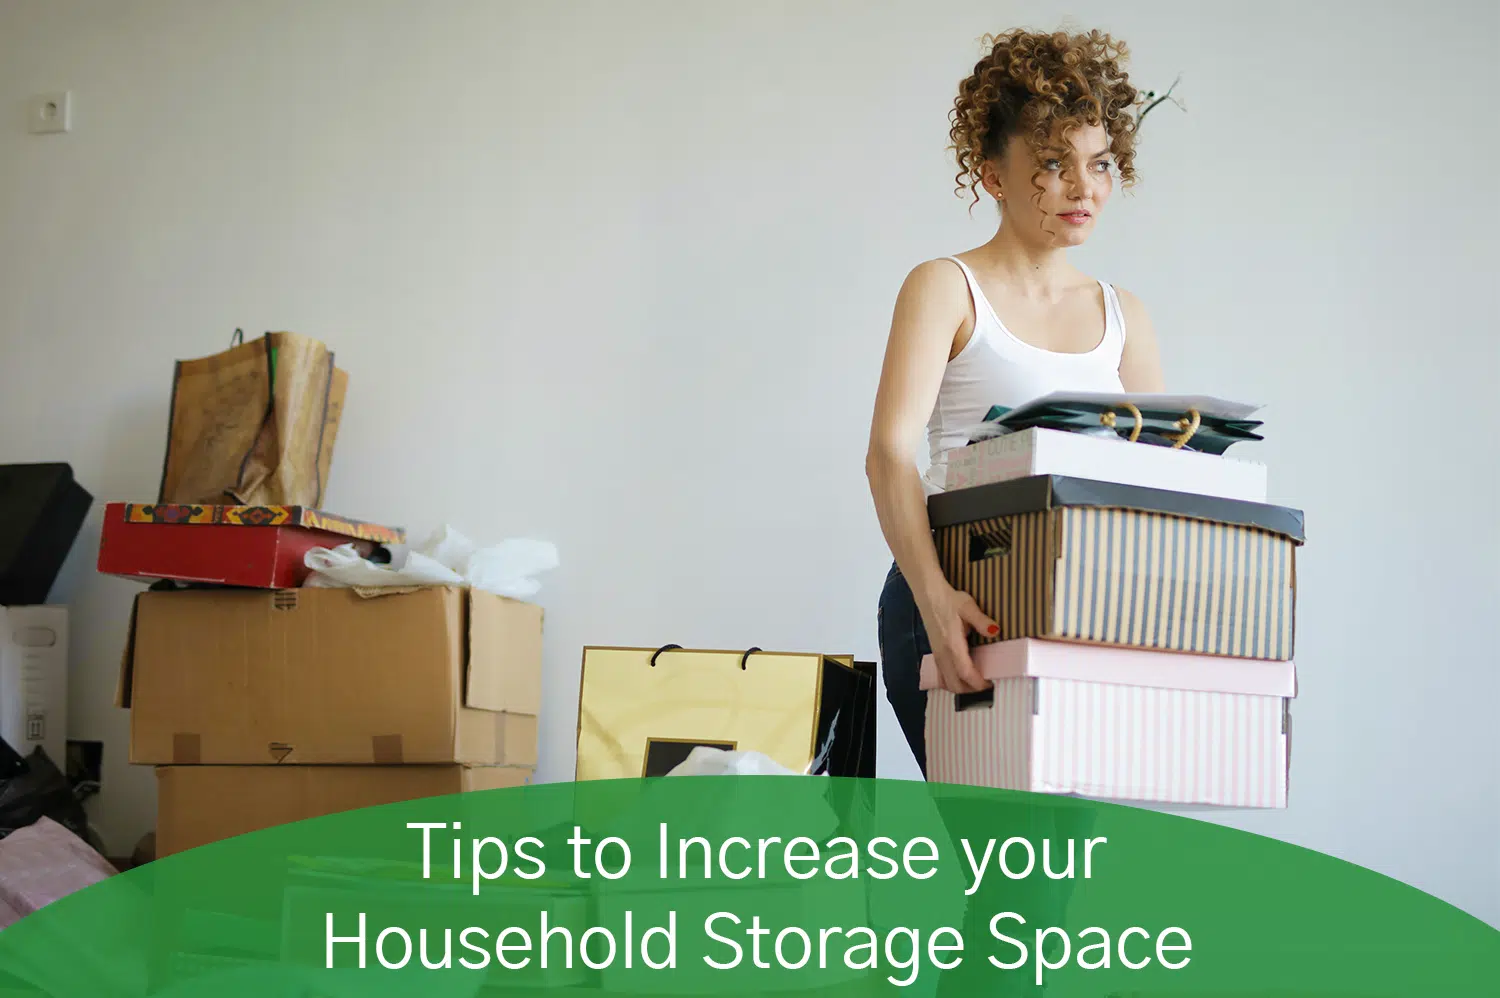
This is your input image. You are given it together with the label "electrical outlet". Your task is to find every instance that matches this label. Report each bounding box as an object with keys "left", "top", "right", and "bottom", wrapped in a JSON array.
[{"left": 27, "top": 92, "right": 71, "bottom": 134}]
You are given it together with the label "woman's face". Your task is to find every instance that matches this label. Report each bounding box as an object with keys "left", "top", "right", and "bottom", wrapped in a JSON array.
[{"left": 985, "top": 122, "right": 1115, "bottom": 247}]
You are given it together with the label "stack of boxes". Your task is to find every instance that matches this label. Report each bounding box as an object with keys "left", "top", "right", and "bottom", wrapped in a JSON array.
[
  {"left": 921, "top": 410, "right": 1304, "bottom": 809},
  {"left": 94, "top": 332, "right": 548, "bottom": 857},
  {"left": 111, "top": 565, "right": 545, "bottom": 857}
]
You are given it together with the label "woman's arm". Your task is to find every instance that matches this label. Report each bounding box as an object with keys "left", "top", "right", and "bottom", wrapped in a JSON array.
[
  {"left": 866, "top": 260, "right": 995, "bottom": 694},
  {"left": 1115, "top": 287, "right": 1166, "bottom": 392}
]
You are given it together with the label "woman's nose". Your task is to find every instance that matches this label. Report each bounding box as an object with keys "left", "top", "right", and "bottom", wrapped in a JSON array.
[
  {"left": 1063, "top": 169, "right": 1088, "bottom": 200},
  {"left": 1068, "top": 171, "right": 1099, "bottom": 201}
]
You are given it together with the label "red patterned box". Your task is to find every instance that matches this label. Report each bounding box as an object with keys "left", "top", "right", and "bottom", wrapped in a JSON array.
[{"left": 97, "top": 502, "right": 405, "bottom": 589}]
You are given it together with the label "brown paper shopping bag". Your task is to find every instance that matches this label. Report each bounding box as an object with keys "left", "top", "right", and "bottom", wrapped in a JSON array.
[{"left": 157, "top": 331, "right": 348, "bottom": 508}]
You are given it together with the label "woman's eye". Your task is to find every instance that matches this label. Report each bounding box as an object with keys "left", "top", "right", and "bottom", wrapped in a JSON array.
[
  {"left": 1043, "top": 159, "right": 1062, "bottom": 170},
  {"left": 1094, "top": 160, "right": 1113, "bottom": 173}
]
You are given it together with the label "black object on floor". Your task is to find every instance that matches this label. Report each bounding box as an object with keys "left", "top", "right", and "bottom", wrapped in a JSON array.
[
  {"left": 0, "top": 462, "right": 92, "bottom": 606},
  {"left": 66, "top": 739, "right": 104, "bottom": 803},
  {"left": 0, "top": 744, "right": 91, "bottom": 842}
]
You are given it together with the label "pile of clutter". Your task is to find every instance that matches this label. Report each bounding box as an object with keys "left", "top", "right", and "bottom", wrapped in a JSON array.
[
  {"left": 922, "top": 391, "right": 1305, "bottom": 808},
  {"left": 95, "top": 330, "right": 555, "bottom": 858},
  {"left": 0, "top": 461, "right": 120, "bottom": 925}
]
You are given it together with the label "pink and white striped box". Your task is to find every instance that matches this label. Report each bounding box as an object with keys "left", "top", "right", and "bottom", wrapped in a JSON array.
[{"left": 920, "top": 639, "right": 1294, "bottom": 808}]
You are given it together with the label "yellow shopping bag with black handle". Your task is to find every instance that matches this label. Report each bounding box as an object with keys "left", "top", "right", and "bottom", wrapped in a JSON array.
[{"left": 575, "top": 645, "right": 875, "bottom": 781}]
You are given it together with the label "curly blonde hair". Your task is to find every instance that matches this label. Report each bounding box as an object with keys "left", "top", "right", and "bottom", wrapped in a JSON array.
[{"left": 949, "top": 28, "right": 1141, "bottom": 208}]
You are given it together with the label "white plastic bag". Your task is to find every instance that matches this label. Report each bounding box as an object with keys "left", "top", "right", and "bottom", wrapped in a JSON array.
[
  {"left": 304, "top": 525, "right": 557, "bottom": 598},
  {"left": 665, "top": 747, "right": 811, "bottom": 778},
  {"left": 467, "top": 538, "right": 560, "bottom": 599},
  {"left": 303, "top": 546, "right": 464, "bottom": 589}
]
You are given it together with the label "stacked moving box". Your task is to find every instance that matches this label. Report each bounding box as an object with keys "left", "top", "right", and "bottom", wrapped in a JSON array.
[
  {"left": 95, "top": 332, "right": 550, "bottom": 858},
  {"left": 115, "top": 583, "right": 543, "bottom": 856},
  {"left": 921, "top": 408, "right": 1305, "bottom": 809}
]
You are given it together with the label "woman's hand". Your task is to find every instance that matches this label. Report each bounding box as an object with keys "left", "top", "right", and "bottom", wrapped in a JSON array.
[{"left": 918, "top": 583, "right": 999, "bottom": 694}]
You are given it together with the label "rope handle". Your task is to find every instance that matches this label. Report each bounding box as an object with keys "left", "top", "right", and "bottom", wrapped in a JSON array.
[
  {"left": 1098, "top": 402, "right": 1143, "bottom": 442},
  {"left": 1167, "top": 408, "right": 1202, "bottom": 449},
  {"left": 1100, "top": 402, "right": 1203, "bottom": 449}
]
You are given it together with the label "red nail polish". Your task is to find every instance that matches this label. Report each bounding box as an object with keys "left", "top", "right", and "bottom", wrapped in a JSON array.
[{"left": 987, "top": 625, "right": 999, "bottom": 635}]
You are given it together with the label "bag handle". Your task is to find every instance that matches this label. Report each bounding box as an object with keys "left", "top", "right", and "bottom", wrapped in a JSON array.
[
  {"left": 1166, "top": 408, "right": 1201, "bottom": 449},
  {"left": 647, "top": 644, "right": 762, "bottom": 670},
  {"left": 648, "top": 644, "right": 682, "bottom": 667},
  {"left": 1097, "top": 402, "right": 1143, "bottom": 442},
  {"left": 1099, "top": 402, "right": 1204, "bottom": 449}
]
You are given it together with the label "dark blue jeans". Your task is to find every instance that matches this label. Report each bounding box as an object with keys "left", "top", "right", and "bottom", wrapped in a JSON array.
[
  {"left": 879, "top": 567, "right": 1080, "bottom": 996},
  {"left": 877, "top": 561, "right": 932, "bottom": 777}
]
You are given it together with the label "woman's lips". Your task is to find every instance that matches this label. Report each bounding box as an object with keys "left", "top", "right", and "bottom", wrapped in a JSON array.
[{"left": 1058, "top": 211, "right": 1092, "bottom": 224}]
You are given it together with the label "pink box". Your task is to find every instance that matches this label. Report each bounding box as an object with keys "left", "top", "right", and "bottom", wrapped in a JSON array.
[
  {"left": 0, "top": 817, "right": 118, "bottom": 928},
  {"left": 920, "top": 640, "right": 1294, "bottom": 808}
]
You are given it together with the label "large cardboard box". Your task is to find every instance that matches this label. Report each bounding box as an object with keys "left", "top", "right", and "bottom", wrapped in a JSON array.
[
  {"left": 117, "top": 586, "right": 542, "bottom": 766},
  {"left": 941, "top": 426, "right": 1268, "bottom": 501},
  {"left": 156, "top": 763, "right": 531, "bottom": 857},
  {"left": 0, "top": 605, "right": 68, "bottom": 766},
  {"left": 928, "top": 475, "right": 1305, "bottom": 660},
  {"left": 921, "top": 639, "right": 1295, "bottom": 808}
]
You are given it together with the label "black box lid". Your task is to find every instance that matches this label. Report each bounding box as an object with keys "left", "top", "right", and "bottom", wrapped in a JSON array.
[{"left": 927, "top": 474, "right": 1305, "bottom": 543}]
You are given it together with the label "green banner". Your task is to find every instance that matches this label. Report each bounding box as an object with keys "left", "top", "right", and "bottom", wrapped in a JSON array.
[{"left": 0, "top": 776, "right": 1494, "bottom": 995}]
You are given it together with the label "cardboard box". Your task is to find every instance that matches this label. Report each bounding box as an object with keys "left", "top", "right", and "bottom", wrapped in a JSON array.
[
  {"left": 155, "top": 763, "right": 532, "bottom": 857},
  {"left": 117, "top": 586, "right": 542, "bottom": 765},
  {"left": 0, "top": 605, "right": 68, "bottom": 766},
  {"left": 97, "top": 501, "right": 405, "bottom": 589},
  {"left": 928, "top": 475, "right": 1305, "bottom": 660},
  {"left": 922, "top": 639, "right": 1294, "bottom": 808},
  {"left": 941, "top": 427, "right": 1269, "bottom": 501}
]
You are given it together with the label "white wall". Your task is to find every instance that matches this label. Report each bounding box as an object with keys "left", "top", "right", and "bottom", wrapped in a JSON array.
[{"left": 2, "top": 0, "right": 1495, "bottom": 925}]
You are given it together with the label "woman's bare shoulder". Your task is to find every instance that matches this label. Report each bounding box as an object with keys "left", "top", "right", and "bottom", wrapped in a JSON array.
[
  {"left": 1108, "top": 283, "right": 1151, "bottom": 317},
  {"left": 895, "top": 256, "right": 970, "bottom": 308},
  {"left": 905, "top": 255, "right": 964, "bottom": 284},
  {"left": 1108, "top": 284, "right": 1166, "bottom": 390}
]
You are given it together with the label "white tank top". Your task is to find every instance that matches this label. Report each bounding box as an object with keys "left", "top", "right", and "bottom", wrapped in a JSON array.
[{"left": 924, "top": 256, "right": 1128, "bottom": 493}]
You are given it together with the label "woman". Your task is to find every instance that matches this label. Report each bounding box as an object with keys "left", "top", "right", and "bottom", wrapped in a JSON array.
[{"left": 866, "top": 28, "right": 1167, "bottom": 776}]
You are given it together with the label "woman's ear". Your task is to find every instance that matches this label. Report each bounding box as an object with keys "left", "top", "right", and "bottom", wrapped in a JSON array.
[{"left": 979, "top": 159, "right": 1004, "bottom": 204}]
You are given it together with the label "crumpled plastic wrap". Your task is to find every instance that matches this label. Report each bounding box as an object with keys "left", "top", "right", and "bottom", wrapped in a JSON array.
[
  {"left": 304, "top": 525, "right": 558, "bottom": 599},
  {"left": 665, "top": 747, "right": 815, "bottom": 778}
]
